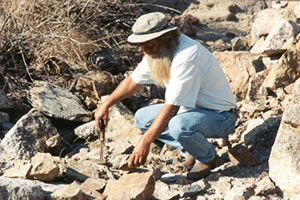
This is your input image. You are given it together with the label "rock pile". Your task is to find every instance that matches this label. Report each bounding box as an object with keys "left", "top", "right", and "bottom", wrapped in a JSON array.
[{"left": 0, "top": 0, "right": 299, "bottom": 199}]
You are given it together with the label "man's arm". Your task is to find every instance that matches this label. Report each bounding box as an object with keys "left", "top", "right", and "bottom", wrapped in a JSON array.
[
  {"left": 94, "top": 76, "right": 140, "bottom": 131},
  {"left": 128, "top": 103, "right": 180, "bottom": 168}
]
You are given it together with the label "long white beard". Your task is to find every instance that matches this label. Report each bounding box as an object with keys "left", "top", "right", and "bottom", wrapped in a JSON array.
[{"left": 146, "top": 47, "right": 173, "bottom": 88}]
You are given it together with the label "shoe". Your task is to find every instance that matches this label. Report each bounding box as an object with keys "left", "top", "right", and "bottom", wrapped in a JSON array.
[
  {"left": 174, "top": 156, "right": 195, "bottom": 173},
  {"left": 186, "top": 156, "right": 217, "bottom": 181},
  {"left": 182, "top": 156, "right": 195, "bottom": 170}
]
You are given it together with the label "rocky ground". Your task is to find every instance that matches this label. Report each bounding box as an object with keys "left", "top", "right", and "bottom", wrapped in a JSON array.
[{"left": 0, "top": 0, "right": 300, "bottom": 200}]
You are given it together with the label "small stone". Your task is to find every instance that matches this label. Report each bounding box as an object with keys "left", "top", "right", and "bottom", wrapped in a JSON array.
[{"left": 180, "top": 184, "right": 202, "bottom": 197}]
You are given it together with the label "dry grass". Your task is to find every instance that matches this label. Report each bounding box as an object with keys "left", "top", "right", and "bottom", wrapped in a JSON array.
[{"left": 0, "top": 0, "right": 144, "bottom": 94}]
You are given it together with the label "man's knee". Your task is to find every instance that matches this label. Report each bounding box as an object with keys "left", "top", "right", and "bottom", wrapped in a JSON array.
[
  {"left": 168, "top": 116, "right": 186, "bottom": 141},
  {"left": 134, "top": 108, "right": 146, "bottom": 130}
]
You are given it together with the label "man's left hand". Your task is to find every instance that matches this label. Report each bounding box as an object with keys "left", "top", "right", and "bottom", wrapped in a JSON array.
[{"left": 128, "top": 136, "right": 151, "bottom": 169}]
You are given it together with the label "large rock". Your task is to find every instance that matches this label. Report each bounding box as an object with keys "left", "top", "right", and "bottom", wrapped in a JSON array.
[
  {"left": 252, "top": 18, "right": 299, "bottom": 56},
  {"left": 29, "top": 81, "right": 92, "bottom": 122},
  {"left": 74, "top": 71, "right": 118, "bottom": 100},
  {"left": 104, "top": 171, "right": 155, "bottom": 200},
  {"left": 0, "top": 109, "right": 60, "bottom": 160},
  {"left": 51, "top": 181, "right": 89, "bottom": 200},
  {"left": 96, "top": 98, "right": 142, "bottom": 140},
  {"left": 262, "top": 50, "right": 300, "bottom": 91},
  {"left": 250, "top": 8, "right": 297, "bottom": 45},
  {"left": 152, "top": 180, "right": 177, "bottom": 200},
  {"left": 29, "top": 153, "right": 60, "bottom": 182},
  {"left": 251, "top": 19, "right": 299, "bottom": 56},
  {"left": 0, "top": 176, "right": 44, "bottom": 200},
  {"left": 80, "top": 178, "right": 107, "bottom": 200},
  {"left": 213, "top": 51, "right": 265, "bottom": 100},
  {"left": 3, "top": 160, "right": 32, "bottom": 179},
  {"left": 182, "top": 2, "right": 239, "bottom": 24},
  {"left": 269, "top": 103, "right": 300, "bottom": 199}
]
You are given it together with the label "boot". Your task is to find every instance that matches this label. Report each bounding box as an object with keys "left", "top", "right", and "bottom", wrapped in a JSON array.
[
  {"left": 186, "top": 156, "right": 217, "bottom": 181},
  {"left": 182, "top": 156, "right": 195, "bottom": 170},
  {"left": 174, "top": 156, "right": 195, "bottom": 173}
]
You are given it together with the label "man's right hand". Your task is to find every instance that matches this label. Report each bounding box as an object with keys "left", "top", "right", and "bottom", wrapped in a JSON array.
[{"left": 94, "top": 105, "right": 109, "bottom": 133}]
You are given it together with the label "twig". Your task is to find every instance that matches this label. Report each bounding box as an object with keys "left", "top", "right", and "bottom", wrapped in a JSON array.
[
  {"left": 103, "top": 40, "right": 112, "bottom": 49},
  {"left": 72, "top": 0, "right": 92, "bottom": 23},
  {"left": 19, "top": 46, "right": 33, "bottom": 82},
  {"left": 112, "top": 37, "right": 120, "bottom": 49},
  {"left": 0, "top": 15, "right": 11, "bottom": 35},
  {"left": 135, "top": 3, "right": 182, "bottom": 14}
]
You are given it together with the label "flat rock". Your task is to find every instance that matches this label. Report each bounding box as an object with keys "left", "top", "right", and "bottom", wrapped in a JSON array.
[
  {"left": 104, "top": 170, "right": 155, "bottom": 200},
  {"left": 29, "top": 81, "right": 92, "bottom": 122}
]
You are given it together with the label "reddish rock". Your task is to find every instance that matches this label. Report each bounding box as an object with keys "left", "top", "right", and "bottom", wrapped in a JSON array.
[{"left": 104, "top": 171, "right": 155, "bottom": 200}]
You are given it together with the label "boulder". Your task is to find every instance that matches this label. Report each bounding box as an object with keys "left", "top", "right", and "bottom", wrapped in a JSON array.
[
  {"left": 182, "top": 2, "right": 239, "bottom": 24},
  {"left": 0, "top": 109, "right": 60, "bottom": 160},
  {"left": 0, "top": 176, "right": 44, "bottom": 200},
  {"left": 213, "top": 51, "right": 265, "bottom": 100},
  {"left": 29, "top": 153, "right": 60, "bottom": 182},
  {"left": 3, "top": 160, "right": 32, "bottom": 179},
  {"left": 253, "top": 18, "right": 299, "bottom": 56},
  {"left": 104, "top": 171, "right": 155, "bottom": 200},
  {"left": 262, "top": 50, "right": 300, "bottom": 92},
  {"left": 80, "top": 178, "right": 107, "bottom": 200},
  {"left": 74, "top": 71, "right": 118, "bottom": 100},
  {"left": 250, "top": 8, "right": 297, "bottom": 45},
  {"left": 152, "top": 180, "right": 177, "bottom": 200},
  {"left": 74, "top": 100, "right": 141, "bottom": 141},
  {"left": 29, "top": 81, "right": 92, "bottom": 122},
  {"left": 51, "top": 181, "right": 89, "bottom": 200},
  {"left": 269, "top": 103, "right": 300, "bottom": 199}
]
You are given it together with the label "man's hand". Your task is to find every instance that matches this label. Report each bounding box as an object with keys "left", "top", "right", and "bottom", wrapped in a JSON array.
[
  {"left": 128, "top": 135, "right": 151, "bottom": 169},
  {"left": 94, "top": 105, "right": 109, "bottom": 133}
]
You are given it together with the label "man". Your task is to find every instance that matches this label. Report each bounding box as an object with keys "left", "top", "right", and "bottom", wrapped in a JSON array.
[{"left": 94, "top": 12, "right": 237, "bottom": 180}]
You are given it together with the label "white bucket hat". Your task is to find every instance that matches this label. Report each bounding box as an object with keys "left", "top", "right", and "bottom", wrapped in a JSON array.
[{"left": 127, "top": 12, "right": 178, "bottom": 44}]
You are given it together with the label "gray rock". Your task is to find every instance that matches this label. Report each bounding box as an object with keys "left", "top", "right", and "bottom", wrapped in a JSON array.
[
  {"left": 74, "top": 120, "right": 97, "bottom": 140},
  {"left": 269, "top": 103, "right": 300, "bottom": 199},
  {"left": 152, "top": 180, "right": 178, "bottom": 200},
  {"left": 254, "top": 176, "right": 276, "bottom": 196},
  {"left": 250, "top": 8, "right": 296, "bottom": 46},
  {"left": 180, "top": 184, "right": 202, "bottom": 198},
  {"left": 30, "top": 81, "right": 92, "bottom": 122},
  {"left": 260, "top": 19, "right": 299, "bottom": 56},
  {"left": 0, "top": 176, "right": 45, "bottom": 200},
  {"left": 160, "top": 173, "right": 186, "bottom": 184},
  {"left": 1, "top": 109, "right": 60, "bottom": 160}
]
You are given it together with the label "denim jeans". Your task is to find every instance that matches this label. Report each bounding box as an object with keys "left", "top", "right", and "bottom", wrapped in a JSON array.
[{"left": 134, "top": 104, "right": 237, "bottom": 163}]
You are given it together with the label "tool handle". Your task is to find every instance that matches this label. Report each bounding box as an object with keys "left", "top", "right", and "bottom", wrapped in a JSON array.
[{"left": 100, "top": 119, "right": 105, "bottom": 141}]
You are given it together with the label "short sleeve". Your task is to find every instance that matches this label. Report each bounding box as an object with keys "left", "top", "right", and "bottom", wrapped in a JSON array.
[{"left": 130, "top": 56, "right": 155, "bottom": 84}]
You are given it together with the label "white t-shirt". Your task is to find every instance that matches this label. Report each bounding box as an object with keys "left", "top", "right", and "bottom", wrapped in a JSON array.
[{"left": 130, "top": 34, "right": 236, "bottom": 112}]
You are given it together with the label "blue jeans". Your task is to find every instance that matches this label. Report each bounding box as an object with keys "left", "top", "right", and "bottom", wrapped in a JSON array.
[{"left": 134, "top": 104, "right": 237, "bottom": 163}]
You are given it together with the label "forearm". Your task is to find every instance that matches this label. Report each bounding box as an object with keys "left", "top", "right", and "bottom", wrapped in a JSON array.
[
  {"left": 102, "top": 76, "right": 140, "bottom": 109},
  {"left": 143, "top": 104, "right": 179, "bottom": 144}
]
